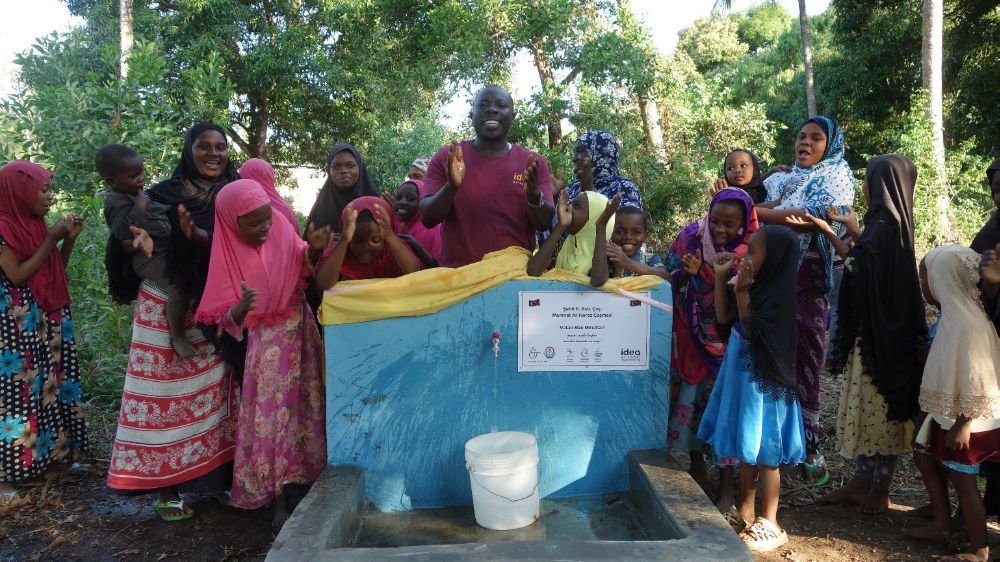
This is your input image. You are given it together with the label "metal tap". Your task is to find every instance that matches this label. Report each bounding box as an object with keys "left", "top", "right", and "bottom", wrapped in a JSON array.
[{"left": 491, "top": 331, "right": 501, "bottom": 358}]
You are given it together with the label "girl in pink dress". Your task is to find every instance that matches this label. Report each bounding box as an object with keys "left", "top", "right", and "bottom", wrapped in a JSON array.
[{"left": 195, "top": 179, "right": 329, "bottom": 527}]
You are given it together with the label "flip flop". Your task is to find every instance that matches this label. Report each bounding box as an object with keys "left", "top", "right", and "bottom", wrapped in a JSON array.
[
  {"left": 153, "top": 499, "right": 194, "bottom": 522},
  {"left": 803, "top": 454, "right": 830, "bottom": 487}
]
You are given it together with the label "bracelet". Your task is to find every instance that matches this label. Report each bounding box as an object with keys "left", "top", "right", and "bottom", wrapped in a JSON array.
[{"left": 526, "top": 194, "right": 545, "bottom": 208}]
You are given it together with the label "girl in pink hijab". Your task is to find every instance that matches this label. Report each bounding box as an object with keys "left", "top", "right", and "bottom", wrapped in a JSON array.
[
  {"left": 194, "top": 179, "right": 330, "bottom": 527},
  {"left": 238, "top": 158, "right": 299, "bottom": 228},
  {"left": 392, "top": 179, "right": 442, "bottom": 262}
]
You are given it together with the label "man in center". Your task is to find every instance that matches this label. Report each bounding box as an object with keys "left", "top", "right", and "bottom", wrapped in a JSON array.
[{"left": 420, "top": 86, "right": 555, "bottom": 267}]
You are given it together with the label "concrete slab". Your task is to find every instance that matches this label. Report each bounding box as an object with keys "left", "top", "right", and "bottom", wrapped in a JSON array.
[{"left": 267, "top": 451, "right": 753, "bottom": 562}]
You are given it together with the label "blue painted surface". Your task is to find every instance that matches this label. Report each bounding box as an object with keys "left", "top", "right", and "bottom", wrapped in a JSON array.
[{"left": 324, "top": 279, "right": 672, "bottom": 511}]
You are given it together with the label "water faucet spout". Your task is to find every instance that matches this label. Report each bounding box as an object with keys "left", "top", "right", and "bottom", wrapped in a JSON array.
[{"left": 491, "top": 331, "right": 501, "bottom": 358}]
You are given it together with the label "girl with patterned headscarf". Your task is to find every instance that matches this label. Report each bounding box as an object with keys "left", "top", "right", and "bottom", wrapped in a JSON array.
[
  {"left": 756, "top": 116, "right": 857, "bottom": 483},
  {"left": 564, "top": 130, "right": 644, "bottom": 210},
  {"left": 665, "top": 187, "right": 759, "bottom": 510}
]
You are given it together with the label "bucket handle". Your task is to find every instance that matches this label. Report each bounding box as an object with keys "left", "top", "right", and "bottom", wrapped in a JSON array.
[{"left": 467, "top": 466, "right": 539, "bottom": 503}]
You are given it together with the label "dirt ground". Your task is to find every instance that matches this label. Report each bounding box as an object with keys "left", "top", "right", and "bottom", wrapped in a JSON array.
[{"left": 2, "top": 374, "right": 998, "bottom": 561}]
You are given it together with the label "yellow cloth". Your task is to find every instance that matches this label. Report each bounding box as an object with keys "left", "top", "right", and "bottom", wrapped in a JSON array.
[
  {"left": 554, "top": 191, "right": 615, "bottom": 274},
  {"left": 836, "top": 339, "right": 914, "bottom": 457},
  {"left": 319, "top": 246, "right": 664, "bottom": 325}
]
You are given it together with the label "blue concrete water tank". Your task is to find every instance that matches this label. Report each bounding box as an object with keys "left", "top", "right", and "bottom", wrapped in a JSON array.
[{"left": 324, "top": 278, "right": 672, "bottom": 511}]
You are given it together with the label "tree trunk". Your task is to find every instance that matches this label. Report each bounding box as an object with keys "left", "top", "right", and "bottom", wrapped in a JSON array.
[
  {"left": 530, "top": 46, "right": 563, "bottom": 148},
  {"left": 638, "top": 95, "right": 666, "bottom": 159},
  {"left": 248, "top": 98, "right": 270, "bottom": 158},
  {"left": 119, "top": 0, "right": 134, "bottom": 79},
  {"left": 798, "top": 0, "right": 816, "bottom": 117},
  {"left": 922, "top": 0, "right": 952, "bottom": 240}
]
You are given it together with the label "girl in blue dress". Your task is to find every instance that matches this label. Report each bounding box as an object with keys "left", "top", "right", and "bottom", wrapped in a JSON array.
[{"left": 697, "top": 224, "right": 806, "bottom": 552}]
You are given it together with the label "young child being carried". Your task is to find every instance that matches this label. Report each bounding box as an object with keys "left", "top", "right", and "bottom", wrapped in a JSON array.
[
  {"left": 607, "top": 206, "right": 667, "bottom": 279},
  {"left": 315, "top": 196, "right": 423, "bottom": 290},
  {"left": 666, "top": 187, "right": 758, "bottom": 511},
  {"left": 97, "top": 144, "right": 195, "bottom": 358},
  {"left": 697, "top": 224, "right": 806, "bottom": 553},
  {"left": 527, "top": 190, "right": 620, "bottom": 287}
]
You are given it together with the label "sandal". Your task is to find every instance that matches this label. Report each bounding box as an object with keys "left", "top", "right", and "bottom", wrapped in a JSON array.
[
  {"left": 740, "top": 517, "right": 789, "bottom": 552},
  {"left": 153, "top": 499, "right": 194, "bottom": 522},
  {"left": 723, "top": 506, "right": 749, "bottom": 533},
  {"left": 802, "top": 454, "right": 830, "bottom": 487}
]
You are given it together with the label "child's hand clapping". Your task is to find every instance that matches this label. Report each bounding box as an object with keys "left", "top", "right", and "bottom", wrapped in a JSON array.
[
  {"left": 64, "top": 213, "right": 84, "bottom": 240},
  {"left": 341, "top": 207, "right": 359, "bottom": 241},
  {"left": 606, "top": 241, "right": 628, "bottom": 267},
  {"left": 711, "top": 178, "right": 728, "bottom": 194},
  {"left": 555, "top": 190, "right": 572, "bottom": 228},
  {"left": 681, "top": 249, "right": 703, "bottom": 275},
  {"left": 713, "top": 252, "right": 735, "bottom": 275},
  {"left": 734, "top": 258, "right": 753, "bottom": 293},
  {"left": 980, "top": 243, "right": 1000, "bottom": 286},
  {"left": 373, "top": 204, "right": 395, "bottom": 239},
  {"left": 305, "top": 222, "right": 332, "bottom": 251},
  {"left": 596, "top": 193, "right": 621, "bottom": 226},
  {"left": 128, "top": 226, "right": 154, "bottom": 257}
]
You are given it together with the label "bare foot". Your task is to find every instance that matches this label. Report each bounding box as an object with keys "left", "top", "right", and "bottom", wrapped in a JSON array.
[
  {"left": 171, "top": 334, "right": 197, "bottom": 358},
  {"left": 817, "top": 478, "right": 869, "bottom": 505},
  {"left": 0, "top": 482, "right": 17, "bottom": 507},
  {"left": 857, "top": 484, "right": 891, "bottom": 514},
  {"left": 902, "top": 523, "right": 949, "bottom": 542},
  {"left": 906, "top": 503, "right": 935, "bottom": 519},
  {"left": 941, "top": 546, "right": 989, "bottom": 561}
]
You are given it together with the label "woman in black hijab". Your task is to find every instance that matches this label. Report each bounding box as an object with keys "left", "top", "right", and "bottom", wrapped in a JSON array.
[
  {"left": 819, "top": 154, "right": 926, "bottom": 514},
  {"left": 148, "top": 122, "right": 239, "bottom": 300},
  {"left": 306, "top": 143, "right": 379, "bottom": 233},
  {"left": 970, "top": 156, "right": 1000, "bottom": 255}
]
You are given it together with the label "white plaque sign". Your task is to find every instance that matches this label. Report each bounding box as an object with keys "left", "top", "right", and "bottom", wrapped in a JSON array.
[{"left": 517, "top": 291, "right": 650, "bottom": 372}]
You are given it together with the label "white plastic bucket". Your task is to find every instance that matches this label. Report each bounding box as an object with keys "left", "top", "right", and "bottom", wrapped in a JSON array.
[{"left": 464, "top": 431, "right": 540, "bottom": 530}]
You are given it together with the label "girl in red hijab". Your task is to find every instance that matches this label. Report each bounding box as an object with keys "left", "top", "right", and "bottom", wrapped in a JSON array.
[
  {"left": 315, "top": 195, "right": 422, "bottom": 290},
  {"left": 0, "top": 161, "right": 89, "bottom": 503},
  {"left": 194, "top": 179, "right": 330, "bottom": 527}
]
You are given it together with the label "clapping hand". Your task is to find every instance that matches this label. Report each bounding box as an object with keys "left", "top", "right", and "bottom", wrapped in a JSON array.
[
  {"left": 128, "top": 226, "right": 154, "bottom": 257},
  {"left": 555, "top": 190, "right": 573, "bottom": 228},
  {"left": 373, "top": 204, "right": 395, "bottom": 239},
  {"left": 447, "top": 141, "right": 465, "bottom": 189},
  {"left": 596, "top": 193, "right": 621, "bottom": 226},
  {"left": 711, "top": 178, "right": 728, "bottom": 194},
  {"left": 64, "top": 213, "right": 84, "bottom": 240},
  {"left": 827, "top": 206, "right": 858, "bottom": 228},
  {"left": 306, "top": 222, "right": 332, "bottom": 251},
  {"left": 713, "top": 252, "right": 735, "bottom": 275},
  {"left": 341, "top": 206, "right": 359, "bottom": 241},
  {"left": 606, "top": 241, "right": 628, "bottom": 266},
  {"left": 681, "top": 249, "right": 703, "bottom": 275},
  {"left": 524, "top": 155, "right": 542, "bottom": 205},
  {"left": 734, "top": 257, "right": 753, "bottom": 292}
]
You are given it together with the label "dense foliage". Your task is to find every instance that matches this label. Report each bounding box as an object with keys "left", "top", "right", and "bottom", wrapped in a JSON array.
[{"left": 0, "top": 0, "right": 996, "bottom": 408}]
